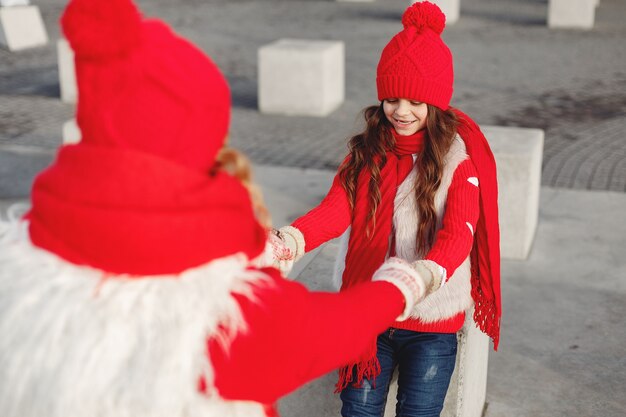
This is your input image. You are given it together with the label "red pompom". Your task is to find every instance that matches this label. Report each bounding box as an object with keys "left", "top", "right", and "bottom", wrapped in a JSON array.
[
  {"left": 401, "top": 1, "right": 446, "bottom": 34},
  {"left": 61, "top": 0, "right": 142, "bottom": 60}
]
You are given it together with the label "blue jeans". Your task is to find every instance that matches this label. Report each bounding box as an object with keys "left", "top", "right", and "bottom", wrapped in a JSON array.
[{"left": 340, "top": 328, "right": 457, "bottom": 417}]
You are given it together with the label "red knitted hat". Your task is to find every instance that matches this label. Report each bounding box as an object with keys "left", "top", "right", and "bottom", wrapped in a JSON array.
[
  {"left": 61, "top": 0, "right": 230, "bottom": 172},
  {"left": 377, "top": 1, "right": 454, "bottom": 110},
  {"left": 27, "top": 0, "right": 266, "bottom": 276}
]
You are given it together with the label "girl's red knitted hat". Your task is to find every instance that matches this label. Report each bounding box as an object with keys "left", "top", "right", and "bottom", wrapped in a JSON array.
[
  {"left": 27, "top": 0, "right": 267, "bottom": 276},
  {"left": 377, "top": 1, "right": 454, "bottom": 109}
]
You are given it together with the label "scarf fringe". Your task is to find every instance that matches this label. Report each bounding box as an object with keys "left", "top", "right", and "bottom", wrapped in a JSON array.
[
  {"left": 470, "top": 273, "right": 500, "bottom": 350},
  {"left": 334, "top": 356, "right": 381, "bottom": 393}
]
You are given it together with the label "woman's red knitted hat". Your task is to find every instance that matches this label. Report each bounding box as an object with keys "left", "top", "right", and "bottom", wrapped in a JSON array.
[
  {"left": 27, "top": 0, "right": 267, "bottom": 276},
  {"left": 61, "top": 0, "right": 230, "bottom": 172},
  {"left": 377, "top": 1, "right": 454, "bottom": 110}
]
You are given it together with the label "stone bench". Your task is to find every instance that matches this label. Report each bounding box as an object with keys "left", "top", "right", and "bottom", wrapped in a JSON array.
[
  {"left": 483, "top": 126, "right": 544, "bottom": 260},
  {"left": 548, "top": 0, "right": 596, "bottom": 29},
  {"left": 258, "top": 39, "right": 344, "bottom": 117},
  {"left": 57, "top": 38, "right": 77, "bottom": 104},
  {"left": 411, "top": 0, "right": 460, "bottom": 25},
  {"left": 0, "top": 3, "right": 48, "bottom": 51}
]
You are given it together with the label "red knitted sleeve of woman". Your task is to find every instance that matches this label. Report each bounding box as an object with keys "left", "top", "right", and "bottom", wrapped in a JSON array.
[{"left": 207, "top": 268, "right": 404, "bottom": 404}]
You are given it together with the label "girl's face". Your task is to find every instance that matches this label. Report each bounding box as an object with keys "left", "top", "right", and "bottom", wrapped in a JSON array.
[{"left": 383, "top": 98, "right": 428, "bottom": 136}]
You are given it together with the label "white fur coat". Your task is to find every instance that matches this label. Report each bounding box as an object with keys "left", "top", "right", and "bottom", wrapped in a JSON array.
[{"left": 0, "top": 218, "right": 270, "bottom": 417}]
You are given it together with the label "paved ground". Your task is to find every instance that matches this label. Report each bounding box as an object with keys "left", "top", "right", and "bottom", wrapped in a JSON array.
[{"left": 1, "top": 0, "right": 625, "bottom": 197}]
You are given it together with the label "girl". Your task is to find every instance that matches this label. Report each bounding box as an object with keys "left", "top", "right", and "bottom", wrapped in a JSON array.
[
  {"left": 0, "top": 1, "right": 442, "bottom": 417},
  {"left": 272, "top": 2, "right": 501, "bottom": 416}
]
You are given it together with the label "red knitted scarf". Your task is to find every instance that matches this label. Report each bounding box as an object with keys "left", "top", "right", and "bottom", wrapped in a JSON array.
[
  {"left": 453, "top": 109, "right": 501, "bottom": 350},
  {"left": 336, "top": 111, "right": 501, "bottom": 392},
  {"left": 336, "top": 129, "right": 425, "bottom": 391},
  {"left": 28, "top": 144, "right": 267, "bottom": 276}
]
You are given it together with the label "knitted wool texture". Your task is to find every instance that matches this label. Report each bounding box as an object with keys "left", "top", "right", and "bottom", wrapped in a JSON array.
[
  {"left": 28, "top": 0, "right": 266, "bottom": 275},
  {"left": 377, "top": 1, "right": 454, "bottom": 109},
  {"left": 334, "top": 129, "right": 425, "bottom": 392},
  {"left": 61, "top": 0, "right": 230, "bottom": 172}
]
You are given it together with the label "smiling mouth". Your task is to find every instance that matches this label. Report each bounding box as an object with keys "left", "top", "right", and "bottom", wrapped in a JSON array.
[{"left": 393, "top": 118, "right": 417, "bottom": 127}]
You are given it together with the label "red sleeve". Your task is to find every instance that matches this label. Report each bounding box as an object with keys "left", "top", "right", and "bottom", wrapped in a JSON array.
[
  {"left": 209, "top": 267, "right": 404, "bottom": 404},
  {"left": 425, "top": 159, "right": 480, "bottom": 279},
  {"left": 291, "top": 173, "right": 352, "bottom": 252}
]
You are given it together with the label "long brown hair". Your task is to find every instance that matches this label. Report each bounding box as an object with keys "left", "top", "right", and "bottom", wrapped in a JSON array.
[{"left": 338, "top": 102, "right": 458, "bottom": 254}]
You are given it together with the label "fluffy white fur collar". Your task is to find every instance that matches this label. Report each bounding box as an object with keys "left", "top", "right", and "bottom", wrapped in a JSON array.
[{"left": 0, "top": 219, "right": 269, "bottom": 417}]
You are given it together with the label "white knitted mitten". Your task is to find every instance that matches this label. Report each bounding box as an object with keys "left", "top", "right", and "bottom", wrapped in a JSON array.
[
  {"left": 268, "top": 226, "right": 305, "bottom": 276},
  {"left": 277, "top": 226, "right": 305, "bottom": 260},
  {"left": 372, "top": 257, "right": 435, "bottom": 321}
]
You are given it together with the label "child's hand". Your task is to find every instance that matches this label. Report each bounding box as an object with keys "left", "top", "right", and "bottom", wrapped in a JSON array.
[
  {"left": 269, "top": 229, "right": 297, "bottom": 276},
  {"left": 372, "top": 257, "right": 435, "bottom": 321}
]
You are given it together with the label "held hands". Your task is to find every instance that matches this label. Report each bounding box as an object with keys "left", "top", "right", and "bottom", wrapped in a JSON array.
[
  {"left": 269, "top": 229, "right": 297, "bottom": 276},
  {"left": 268, "top": 226, "right": 306, "bottom": 277},
  {"left": 372, "top": 257, "right": 441, "bottom": 321}
]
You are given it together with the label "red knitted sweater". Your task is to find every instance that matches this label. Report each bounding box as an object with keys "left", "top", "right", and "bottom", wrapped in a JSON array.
[{"left": 292, "top": 156, "right": 479, "bottom": 334}]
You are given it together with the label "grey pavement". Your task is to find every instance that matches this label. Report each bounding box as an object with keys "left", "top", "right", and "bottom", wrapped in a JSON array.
[
  {"left": 1, "top": 0, "right": 625, "bottom": 194},
  {"left": 1, "top": 0, "right": 625, "bottom": 416}
]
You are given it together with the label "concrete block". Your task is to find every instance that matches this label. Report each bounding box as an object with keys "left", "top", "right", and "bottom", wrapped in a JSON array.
[
  {"left": 57, "top": 38, "right": 77, "bottom": 103},
  {"left": 412, "top": 0, "right": 460, "bottom": 25},
  {"left": 442, "top": 312, "right": 490, "bottom": 417},
  {"left": 0, "top": 5, "right": 47, "bottom": 51},
  {"left": 258, "top": 39, "right": 344, "bottom": 117},
  {"left": 482, "top": 126, "right": 544, "bottom": 260},
  {"left": 384, "top": 311, "right": 489, "bottom": 417},
  {"left": 548, "top": 0, "right": 596, "bottom": 29},
  {"left": 0, "top": 0, "right": 30, "bottom": 6},
  {"left": 63, "top": 119, "right": 81, "bottom": 145}
]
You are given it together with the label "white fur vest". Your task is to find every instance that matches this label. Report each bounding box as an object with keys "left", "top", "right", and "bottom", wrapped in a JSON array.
[
  {"left": 334, "top": 135, "right": 474, "bottom": 323},
  {"left": 0, "top": 220, "right": 269, "bottom": 417}
]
